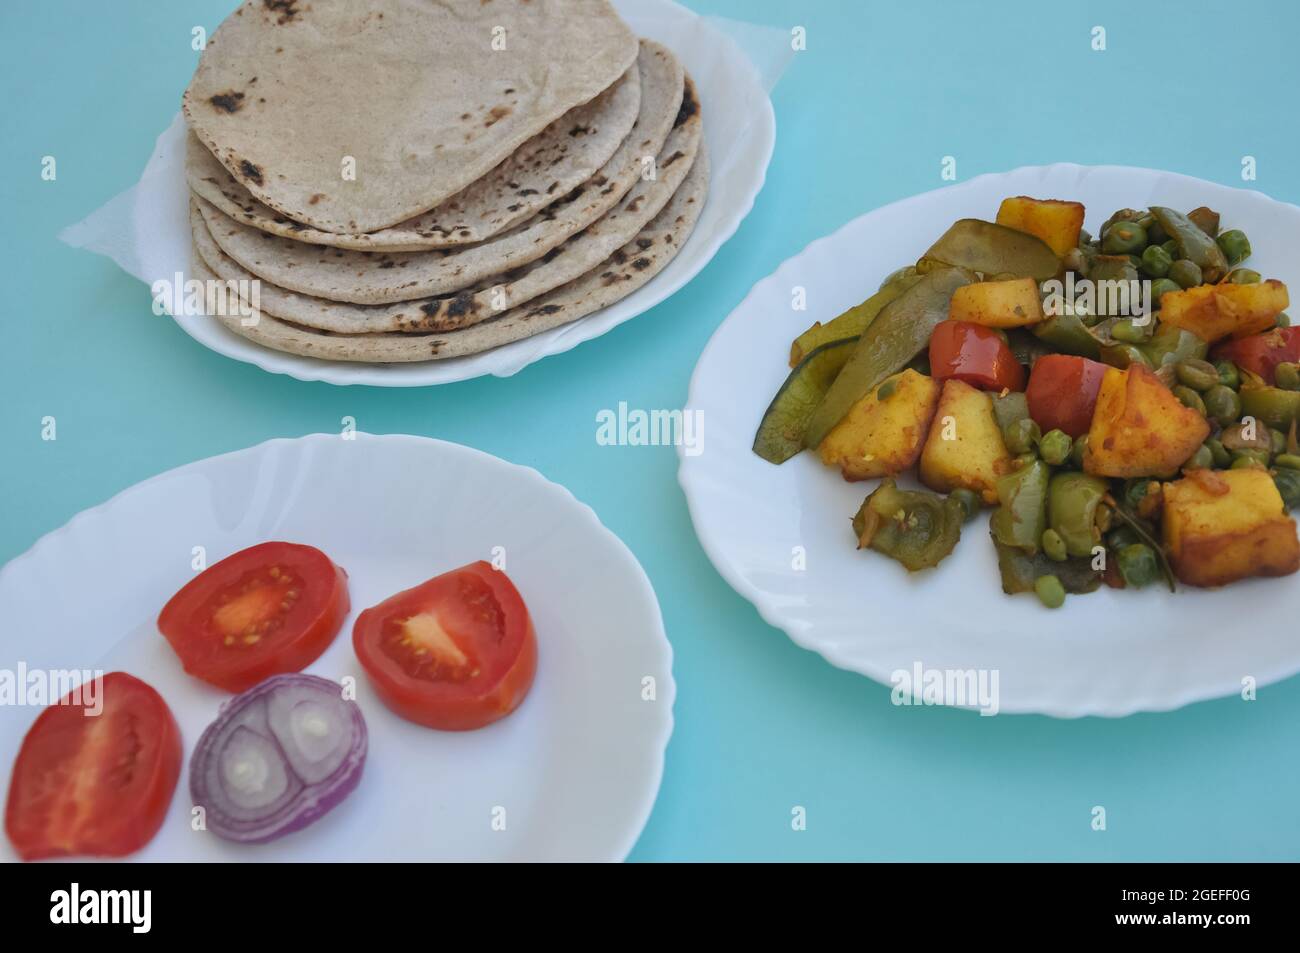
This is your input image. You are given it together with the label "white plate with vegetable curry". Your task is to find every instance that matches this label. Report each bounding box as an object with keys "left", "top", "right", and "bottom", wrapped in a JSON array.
[{"left": 679, "top": 164, "right": 1300, "bottom": 717}]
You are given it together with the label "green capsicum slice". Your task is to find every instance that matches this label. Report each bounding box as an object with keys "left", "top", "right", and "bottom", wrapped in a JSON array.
[
  {"left": 1047, "top": 472, "right": 1109, "bottom": 557},
  {"left": 990, "top": 459, "right": 1051, "bottom": 553},
  {"left": 1031, "top": 311, "right": 1103, "bottom": 359},
  {"left": 919, "top": 219, "right": 1059, "bottom": 281},
  {"left": 803, "top": 267, "right": 972, "bottom": 449},
  {"left": 753, "top": 337, "right": 858, "bottom": 464},
  {"left": 991, "top": 539, "right": 1103, "bottom": 596},
  {"left": 1150, "top": 207, "right": 1229, "bottom": 282},
  {"left": 992, "top": 391, "right": 1030, "bottom": 433},
  {"left": 789, "top": 273, "right": 922, "bottom": 366},
  {"left": 852, "top": 479, "right": 964, "bottom": 572},
  {"left": 1141, "top": 323, "right": 1208, "bottom": 368},
  {"left": 1239, "top": 382, "right": 1300, "bottom": 430}
]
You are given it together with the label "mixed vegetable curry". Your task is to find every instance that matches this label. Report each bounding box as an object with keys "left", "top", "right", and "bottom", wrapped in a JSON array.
[{"left": 755, "top": 196, "right": 1300, "bottom": 608}]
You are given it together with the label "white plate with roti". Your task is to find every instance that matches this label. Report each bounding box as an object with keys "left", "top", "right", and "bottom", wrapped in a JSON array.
[{"left": 69, "top": 0, "right": 776, "bottom": 387}]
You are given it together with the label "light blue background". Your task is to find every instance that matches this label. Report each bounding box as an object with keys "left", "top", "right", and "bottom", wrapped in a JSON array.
[{"left": 3, "top": 0, "right": 1298, "bottom": 860}]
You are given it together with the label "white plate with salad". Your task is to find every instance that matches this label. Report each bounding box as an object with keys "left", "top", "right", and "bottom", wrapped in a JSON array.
[
  {"left": 0, "top": 434, "right": 673, "bottom": 861},
  {"left": 679, "top": 164, "right": 1300, "bottom": 718}
]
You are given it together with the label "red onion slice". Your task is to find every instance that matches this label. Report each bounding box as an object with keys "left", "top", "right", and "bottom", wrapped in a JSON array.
[{"left": 190, "top": 673, "right": 367, "bottom": 844}]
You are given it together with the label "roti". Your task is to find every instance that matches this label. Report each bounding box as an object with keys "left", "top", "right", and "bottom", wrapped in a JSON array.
[
  {"left": 185, "top": 61, "right": 641, "bottom": 252},
  {"left": 192, "top": 44, "right": 687, "bottom": 305},
  {"left": 183, "top": 0, "right": 637, "bottom": 233},
  {"left": 192, "top": 75, "right": 702, "bottom": 328},
  {"left": 188, "top": 146, "right": 709, "bottom": 363}
]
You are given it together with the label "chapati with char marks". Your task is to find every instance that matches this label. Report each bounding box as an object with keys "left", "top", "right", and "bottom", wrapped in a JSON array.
[
  {"left": 188, "top": 144, "right": 709, "bottom": 362},
  {"left": 183, "top": 0, "right": 638, "bottom": 233},
  {"left": 185, "top": 60, "right": 642, "bottom": 252},
  {"left": 192, "top": 42, "right": 686, "bottom": 305}
]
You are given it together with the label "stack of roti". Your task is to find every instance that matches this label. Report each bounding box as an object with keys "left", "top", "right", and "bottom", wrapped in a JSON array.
[{"left": 182, "top": 0, "right": 708, "bottom": 364}]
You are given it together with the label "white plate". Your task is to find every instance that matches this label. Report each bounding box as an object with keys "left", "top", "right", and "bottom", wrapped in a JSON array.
[
  {"left": 0, "top": 434, "right": 673, "bottom": 860},
  {"left": 679, "top": 163, "right": 1300, "bottom": 718},
  {"left": 114, "top": 0, "right": 775, "bottom": 387}
]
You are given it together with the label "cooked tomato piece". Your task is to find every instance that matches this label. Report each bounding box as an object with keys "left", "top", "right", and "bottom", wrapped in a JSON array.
[
  {"left": 5, "top": 672, "right": 181, "bottom": 860},
  {"left": 1212, "top": 326, "right": 1300, "bottom": 386},
  {"left": 929, "top": 320, "right": 1025, "bottom": 392},
  {"left": 1026, "top": 353, "right": 1109, "bottom": 437},
  {"left": 353, "top": 561, "right": 537, "bottom": 731},
  {"left": 158, "top": 542, "right": 350, "bottom": 693}
]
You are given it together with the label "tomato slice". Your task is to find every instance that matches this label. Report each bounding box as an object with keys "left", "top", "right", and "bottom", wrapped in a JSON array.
[
  {"left": 353, "top": 561, "right": 537, "bottom": 731},
  {"left": 5, "top": 672, "right": 182, "bottom": 860},
  {"left": 158, "top": 542, "right": 350, "bottom": 693}
]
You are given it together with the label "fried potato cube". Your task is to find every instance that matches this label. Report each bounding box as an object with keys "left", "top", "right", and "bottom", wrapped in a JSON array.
[
  {"left": 995, "top": 196, "right": 1085, "bottom": 257},
  {"left": 1083, "top": 364, "right": 1210, "bottom": 478},
  {"left": 1158, "top": 280, "right": 1288, "bottom": 343},
  {"left": 918, "top": 378, "right": 1012, "bottom": 504},
  {"left": 1162, "top": 468, "right": 1300, "bottom": 587},
  {"left": 818, "top": 369, "right": 940, "bottom": 480},
  {"left": 949, "top": 278, "right": 1046, "bottom": 328}
]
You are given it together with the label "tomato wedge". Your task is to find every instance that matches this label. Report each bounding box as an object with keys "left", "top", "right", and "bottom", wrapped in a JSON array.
[
  {"left": 1212, "top": 326, "right": 1300, "bottom": 386},
  {"left": 5, "top": 672, "right": 181, "bottom": 860},
  {"left": 158, "top": 542, "right": 350, "bottom": 693},
  {"left": 353, "top": 561, "right": 537, "bottom": 731},
  {"left": 929, "top": 319, "right": 1026, "bottom": 392},
  {"left": 1026, "top": 353, "right": 1109, "bottom": 438}
]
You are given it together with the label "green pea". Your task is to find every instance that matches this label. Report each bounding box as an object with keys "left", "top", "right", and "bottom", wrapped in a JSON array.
[
  {"left": 1214, "top": 360, "right": 1240, "bottom": 390},
  {"left": 1174, "top": 358, "right": 1219, "bottom": 392},
  {"left": 876, "top": 379, "right": 899, "bottom": 401},
  {"left": 1183, "top": 444, "right": 1214, "bottom": 470},
  {"left": 1139, "top": 244, "right": 1172, "bottom": 278},
  {"left": 1206, "top": 438, "right": 1231, "bottom": 468},
  {"left": 1124, "top": 478, "right": 1158, "bottom": 509},
  {"left": 1161, "top": 239, "right": 1178, "bottom": 258},
  {"left": 1034, "top": 574, "right": 1066, "bottom": 609},
  {"left": 1110, "top": 318, "right": 1152, "bottom": 344},
  {"left": 1168, "top": 259, "right": 1204, "bottom": 288},
  {"left": 1226, "top": 268, "right": 1261, "bottom": 284},
  {"left": 1216, "top": 229, "right": 1251, "bottom": 267},
  {"left": 1275, "top": 454, "right": 1300, "bottom": 471},
  {"left": 1172, "top": 385, "right": 1207, "bottom": 416},
  {"left": 1013, "top": 451, "right": 1039, "bottom": 470},
  {"left": 1070, "top": 434, "right": 1089, "bottom": 468},
  {"left": 1146, "top": 219, "right": 1168, "bottom": 245},
  {"left": 1275, "top": 362, "right": 1300, "bottom": 392},
  {"left": 1231, "top": 449, "right": 1271, "bottom": 469},
  {"left": 1004, "top": 418, "right": 1041, "bottom": 456},
  {"left": 1277, "top": 312, "right": 1292, "bottom": 329},
  {"left": 1202, "top": 384, "right": 1242, "bottom": 425},
  {"left": 1149, "top": 277, "right": 1181, "bottom": 308},
  {"left": 1041, "top": 529, "right": 1069, "bottom": 562},
  {"left": 1102, "top": 221, "right": 1147, "bottom": 255},
  {"left": 949, "top": 488, "right": 981, "bottom": 523},
  {"left": 1039, "top": 429, "right": 1073, "bottom": 466},
  {"left": 1270, "top": 428, "right": 1288, "bottom": 456},
  {"left": 1117, "top": 544, "right": 1160, "bottom": 589}
]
